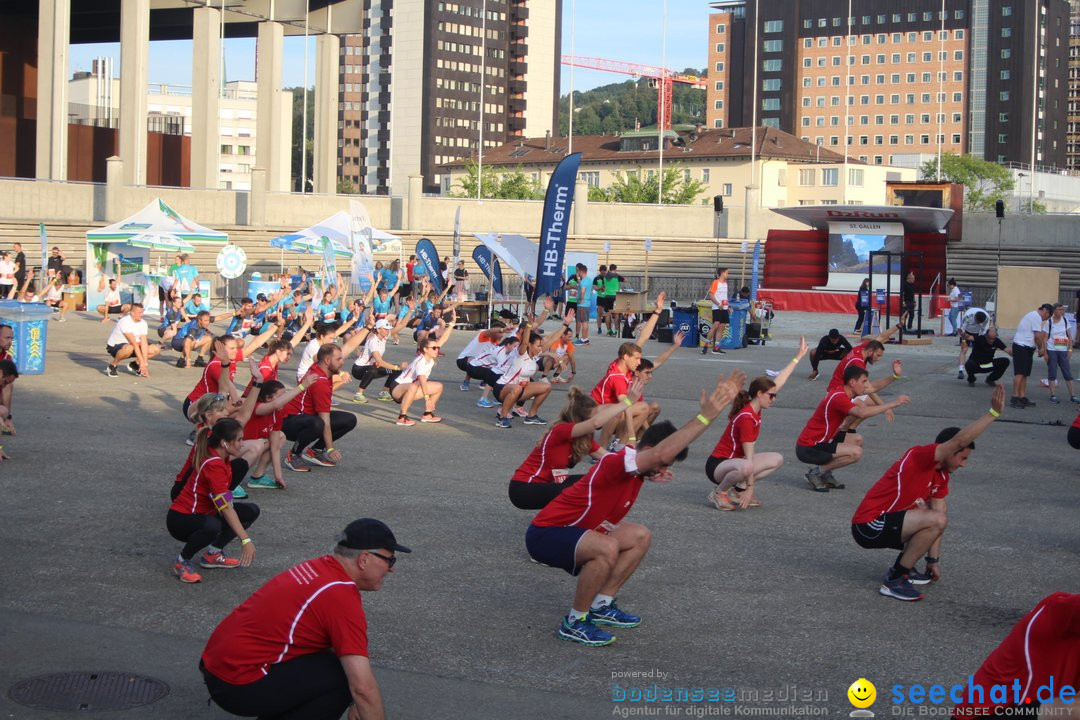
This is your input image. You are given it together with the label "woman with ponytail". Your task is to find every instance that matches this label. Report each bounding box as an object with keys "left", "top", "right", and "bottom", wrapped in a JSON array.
[
  {"left": 509, "top": 379, "right": 644, "bottom": 509},
  {"left": 706, "top": 337, "right": 808, "bottom": 510},
  {"left": 166, "top": 418, "right": 260, "bottom": 584}
]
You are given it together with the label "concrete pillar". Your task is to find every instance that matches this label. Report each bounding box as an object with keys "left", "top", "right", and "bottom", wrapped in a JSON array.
[
  {"left": 106, "top": 156, "right": 124, "bottom": 221},
  {"left": 406, "top": 175, "right": 423, "bottom": 230},
  {"left": 313, "top": 33, "right": 341, "bottom": 194},
  {"left": 573, "top": 180, "right": 588, "bottom": 236},
  {"left": 256, "top": 21, "right": 287, "bottom": 192},
  {"left": 191, "top": 6, "right": 222, "bottom": 190},
  {"left": 250, "top": 168, "right": 267, "bottom": 226},
  {"left": 35, "top": 0, "right": 70, "bottom": 180},
  {"left": 743, "top": 185, "right": 760, "bottom": 241},
  {"left": 119, "top": 0, "right": 150, "bottom": 186}
]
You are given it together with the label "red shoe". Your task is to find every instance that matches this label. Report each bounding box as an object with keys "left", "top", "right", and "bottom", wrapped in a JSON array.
[
  {"left": 200, "top": 551, "right": 241, "bottom": 569},
  {"left": 174, "top": 560, "right": 203, "bottom": 583},
  {"left": 396, "top": 414, "right": 416, "bottom": 427},
  {"left": 420, "top": 412, "right": 442, "bottom": 423}
]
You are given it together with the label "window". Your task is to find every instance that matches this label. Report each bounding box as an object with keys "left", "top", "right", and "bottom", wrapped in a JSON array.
[
  {"left": 702, "top": 169, "right": 710, "bottom": 182},
  {"left": 801, "top": 117, "right": 811, "bottom": 126},
  {"left": 952, "top": 134, "right": 961, "bottom": 144},
  {"left": 764, "top": 20, "right": 782, "bottom": 33},
  {"left": 1002, "top": 6, "right": 1012, "bottom": 16},
  {"left": 954, "top": 71, "right": 963, "bottom": 82},
  {"left": 999, "top": 112, "right": 1009, "bottom": 122},
  {"left": 1000, "top": 70, "right": 1010, "bottom": 80},
  {"left": 804, "top": 39, "right": 813, "bottom": 49},
  {"left": 955, "top": 13, "right": 964, "bottom": 23},
  {"left": 1001, "top": 27, "right": 1012, "bottom": 38},
  {"left": 888, "top": 135, "right": 898, "bottom": 145},
  {"left": 922, "top": 73, "right": 931, "bottom": 83},
  {"left": 762, "top": 78, "right": 781, "bottom": 91},
  {"left": 876, "top": 54, "right": 885, "bottom": 63},
  {"left": 998, "top": 133, "right": 1008, "bottom": 144},
  {"left": 763, "top": 40, "right": 783, "bottom": 53},
  {"left": 833, "top": 36, "right": 842, "bottom": 47},
  {"left": 874, "top": 135, "right": 883, "bottom": 145},
  {"left": 722, "top": 183, "right": 733, "bottom": 196},
  {"left": 803, "top": 19, "right": 813, "bottom": 29},
  {"left": 923, "top": 32, "right": 933, "bottom": 42},
  {"left": 715, "top": 81, "right": 724, "bottom": 91},
  {"left": 799, "top": 169, "right": 816, "bottom": 186},
  {"left": 802, "top": 78, "right": 812, "bottom": 88},
  {"left": 818, "top": 38, "right": 828, "bottom": 48},
  {"left": 953, "top": 92, "right": 962, "bottom": 102},
  {"left": 1001, "top": 49, "right": 1011, "bottom": 59},
  {"left": 803, "top": 58, "right": 812, "bottom": 68},
  {"left": 715, "top": 62, "right": 725, "bottom": 72},
  {"left": 762, "top": 98, "right": 781, "bottom": 111},
  {"left": 892, "top": 14, "right": 901, "bottom": 23},
  {"left": 714, "top": 100, "right": 724, "bottom": 110},
  {"left": 763, "top": 59, "right": 782, "bottom": 71},
  {"left": 920, "top": 134, "right": 930, "bottom": 144},
  {"left": 1000, "top": 90, "right": 1010, "bottom": 101},
  {"left": 822, "top": 168, "right": 838, "bottom": 186},
  {"left": 713, "top": 119, "right": 723, "bottom": 129},
  {"left": 220, "top": 144, "right": 232, "bottom": 155},
  {"left": 715, "top": 43, "right": 725, "bottom": 52},
  {"left": 716, "top": 23, "right": 726, "bottom": 34},
  {"left": 889, "top": 114, "right": 899, "bottom": 124},
  {"left": 904, "top": 134, "right": 914, "bottom": 145}
]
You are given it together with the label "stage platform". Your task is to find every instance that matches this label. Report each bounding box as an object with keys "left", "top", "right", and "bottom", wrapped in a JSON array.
[{"left": 758, "top": 288, "right": 948, "bottom": 315}]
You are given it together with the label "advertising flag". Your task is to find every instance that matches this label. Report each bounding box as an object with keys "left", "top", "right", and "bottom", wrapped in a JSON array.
[
  {"left": 534, "top": 153, "right": 581, "bottom": 298},
  {"left": 415, "top": 238, "right": 443, "bottom": 294},
  {"left": 471, "top": 245, "right": 504, "bottom": 296}
]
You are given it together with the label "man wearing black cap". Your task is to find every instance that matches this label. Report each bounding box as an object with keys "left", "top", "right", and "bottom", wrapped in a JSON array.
[
  {"left": 1009, "top": 303, "right": 1052, "bottom": 409},
  {"left": 201, "top": 518, "right": 409, "bottom": 720},
  {"left": 807, "top": 329, "right": 853, "bottom": 381}
]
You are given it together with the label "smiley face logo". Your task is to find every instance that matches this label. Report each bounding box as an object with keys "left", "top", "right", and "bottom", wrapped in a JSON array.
[{"left": 847, "top": 678, "right": 876, "bottom": 709}]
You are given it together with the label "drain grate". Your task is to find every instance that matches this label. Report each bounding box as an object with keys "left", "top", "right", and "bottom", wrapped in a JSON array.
[{"left": 8, "top": 671, "right": 169, "bottom": 712}]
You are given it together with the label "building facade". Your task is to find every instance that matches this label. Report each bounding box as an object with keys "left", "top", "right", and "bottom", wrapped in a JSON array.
[
  {"left": 338, "top": 0, "right": 561, "bottom": 196},
  {"left": 1068, "top": 0, "right": 1080, "bottom": 171},
  {"left": 708, "top": 0, "right": 1070, "bottom": 170}
]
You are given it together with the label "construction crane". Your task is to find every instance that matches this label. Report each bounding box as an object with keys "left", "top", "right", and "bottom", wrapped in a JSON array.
[{"left": 560, "top": 55, "right": 706, "bottom": 130}]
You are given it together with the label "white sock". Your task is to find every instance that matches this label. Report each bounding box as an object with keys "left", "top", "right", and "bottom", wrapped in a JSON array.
[
  {"left": 591, "top": 594, "right": 614, "bottom": 610},
  {"left": 568, "top": 608, "right": 588, "bottom": 622}
]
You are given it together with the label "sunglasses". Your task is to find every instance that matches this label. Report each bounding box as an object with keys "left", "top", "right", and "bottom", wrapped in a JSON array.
[
  {"left": 366, "top": 550, "right": 396, "bottom": 568},
  {"left": 766, "top": 392, "right": 778, "bottom": 400}
]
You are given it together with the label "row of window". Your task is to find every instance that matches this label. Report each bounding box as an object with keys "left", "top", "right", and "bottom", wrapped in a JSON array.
[
  {"left": 219, "top": 145, "right": 252, "bottom": 155},
  {"left": 436, "top": 21, "right": 503, "bottom": 40},
  {"left": 797, "top": 134, "right": 961, "bottom": 148},
  {"left": 801, "top": 73, "right": 963, "bottom": 88},
  {"left": 796, "top": 168, "right": 865, "bottom": 187},
  {"left": 800, "top": 109, "right": 962, "bottom": 126},
  {"left": 801, "top": 10, "right": 965, "bottom": 29},
  {"left": 437, "top": 3, "right": 506, "bottom": 23},
  {"left": 433, "top": 58, "right": 507, "bottom": 77},
  {"left": 802, "top": 51, "right": 962, "bottom": 67},
  {"left": 800, "top": 30, "right": 963, "bottom": 47}
]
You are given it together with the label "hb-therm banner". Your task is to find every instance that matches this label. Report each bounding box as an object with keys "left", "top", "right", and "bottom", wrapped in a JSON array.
[
  {"left": 415, "top": 238, "right": 443, "bottom": 294},
  {"left": 533, "top": 152, "right": 581, "bottom": 298},
  {"left": 471, "top": 245, "right": 504, "bottom": 296}
]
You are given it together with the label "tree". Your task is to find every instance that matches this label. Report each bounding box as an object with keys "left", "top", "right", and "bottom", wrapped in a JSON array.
[
  {"left": 337, "top": 178, "right": 358, "bottom": 195},
  {"left": 919, "top": 153, "right": 1016, "bottom": 213},
  {"left": 594, "top": 164, "right": 706, "bottom": 205},
  {"left": 449, "top": 159, "right": 544, "bottom": 200},
  {"left": 288, "top": 87, "right": 315, "bottom": 192}
]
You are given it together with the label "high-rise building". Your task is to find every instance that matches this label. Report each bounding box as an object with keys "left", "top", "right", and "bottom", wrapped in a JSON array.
[
  {"left": 338, "top": 0, "right": 561, "bottom": 196},
  {"left": 1067, "top": 0, "right": 1080, "bottom": 171},
  {"left": 707, "top": 1, "right": 1070, "bottom": 169}
]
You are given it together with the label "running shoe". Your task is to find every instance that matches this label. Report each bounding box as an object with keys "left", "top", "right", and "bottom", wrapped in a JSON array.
[
  {"left": 329, "top": 398, "right": 341, "bottom": 407},
  {"left": 1021, "top": 397, "right": 1036, "bottom": 407},
  {"left": 524, "top": 415, "right": 548, "bottom": 425},
  {"left": 495, "top": 416, "right": 512, "bottom": 429},
  {"left": 700, "top": 345, "right": 708, "bottom": 355},
  {"left": 193, "top": 357, "right": 207, "bottom": 367},
  {"left": 460, "top": 381, "right": 471, "bottom": 391},
  {"left": 711, "top": 346, "right": 725, "bottom": 354},
  {"left": 1072, "top": 396, "right": 1080, "bottom": 404},
  {"left": 174, "top": 560, "right": 202, "bottom": 583},
  {"left": 185, "top": 430, "right": 196, "bottom": 446},
  {"left": 588, "top": 601, "right": 641, "bottom": 628},
  {"left": 420, "top": 412, "right": 443, "bottom": 423},
  {"left": 818, "top": 470, "right": 845, "bottom": 490},
  {"left": 1049, "top": 395, "right": 1060, "bottom": 404},
  {"left": 512, "top": 405, "right": 529, "bottom": 418},
  {"left": 302, "top": 448, "right": 336, "bottom": 467},
  {"left": 807, "top": 370, "right": 819, "bottom": 380},
  {"left": 985, "top": 378, "right": 998, "bottom": 386},
  {"left": 967, "top": 377, "right": 976, "bottom": 386},
  {"left": 573, "top": 338, "right": 590, "bottom": 346},
  {"left": 283, "top": 452, "right": 311, "bottom": 472},
  {"left": 351, "top": 391, "right": 368, "bottom": 404},
  {"left": 907, "top": 568, "right": 933, "bottom": 586},
  {"left": 476, "top": 397, "right": 497, "bottom": 408},
  {"left": 805, "top": 467, "right": 829, "bottom": 492},
  {"left": 957, "top": 369, "right": 965, "bottom": 380},
  {"left": 1009, "top": 397, "right": 1025, "bottom": 409},
  {"left": 200, "top": 551, "right": 241, "bottom": 569},
  {"left": 105, "top": 364, "right": 118, "bottom": 377},
  {"left": 232, "top": 485, "right": 249, "bottom": 499},
  {"left": 879, "top": 574, "right": 924, "bottom": 601},
  {"left": 396, "top": 415, "right": 416, "bottom": 427},
  {"left": 128, "top": 360, "right": 140, "bottom": 375},
  {"left": 247, "top": 475, "right": 280, "bottom": 490},
  {"left": 175, "top": 358, "right": 187, "bottom": 368},
  {"left": 728, "top": 487, "right": 762, "bottom": 508},
  {"left": 377, "top": 390, "right": 393, "bottom": 402},
  {"left": 538, "top": 376, "right": 551, "bottom": 384},
  {"left": 707, "top": 488, "right": 735, "bottom": 511},
  {"left": 558, "top": 617, "right": 615, "bottom": 646}
]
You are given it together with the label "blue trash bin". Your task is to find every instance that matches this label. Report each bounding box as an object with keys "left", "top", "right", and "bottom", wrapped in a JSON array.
[
  {"left": 0, "top": 301, "right": 54, "bottom": 375},
  {"left": 719, "top": 300, "right": 750, "bottom": 350},
  {"left": 672, "top": 308, "right": 699, "bottom": 347}
]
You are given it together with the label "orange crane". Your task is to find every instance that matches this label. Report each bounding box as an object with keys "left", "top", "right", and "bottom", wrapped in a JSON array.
[{"left": 560, "top": 55, "right": 706, "bottom": 130}]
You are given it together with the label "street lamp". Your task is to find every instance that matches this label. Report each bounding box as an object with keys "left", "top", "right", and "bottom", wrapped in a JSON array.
[{"left": 1016, "top": 172, "right": 1027, "bottom": 214}]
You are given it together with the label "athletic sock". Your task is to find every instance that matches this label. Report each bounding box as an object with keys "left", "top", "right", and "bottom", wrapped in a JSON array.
[
  {"left": 568, "top": 608, "right": 588, "bottom": 623},
  {"left": 591, "top": 594, "right": 614, "bottom": 610}
]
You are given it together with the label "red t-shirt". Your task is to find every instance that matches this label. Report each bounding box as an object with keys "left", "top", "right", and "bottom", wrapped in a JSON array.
[
  {"left": 512, "top": 422, "right": 601, "bottom": 484},
  {"left": 828, "top": 341, "right": 868, "bottom": 391},
  {"left": 169, "top": 455, "right": 231, "bottom": 516},
  {"left": 590, "top": 360, "right": 630, "bottom": 405},
  {"left": 710, "top": 408, "right": 762, "bottom": 460},
  {"left": 851, "top": 444, "right": 949, "bottom": 524},
  {"left": 532, "top": 448, "right": 643, "bottom": 530},
  {"left": 796, "top": 390, "right": 855, "bottom": 447},
  {"left": 243, "top": 356, "right": 279, "bottom": 397},
  {"left": 174, "top": 446, "right": 197, "bottom": 489},
  {"left": 952, "top": 592, "right": 1080, "bottom": 713},
  {"left": 284, "top": 364, "right": 332, "bottom": 416},
  {"left": 1073, "top": 412, "right": 1080, "bottom": 430},
  {"left": 201, "top": 555, "right": 369, "bottom": 686},
  {"left": 244, "top": 404, "right": 282, "bottom": 440},
  {"left": 0, "top": 349, "right": 9, "bottom": 362},
  {"left": 186, "top": 350, "right": 243, "bottom": 403}
]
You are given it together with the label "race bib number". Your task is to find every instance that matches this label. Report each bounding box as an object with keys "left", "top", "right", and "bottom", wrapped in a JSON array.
[
  {"left": 552, "top": 468, "right": 570, "bottom": 484},
  {"left": 597, "top": 520, "right": 619, "bottom": 534},
  {"left": 1053, "top": 337, "right": 1068, "bottom": 347}
]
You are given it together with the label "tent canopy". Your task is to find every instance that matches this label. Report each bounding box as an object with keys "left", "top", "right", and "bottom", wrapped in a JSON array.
[
  {"left": 87, "top": 198, "right": 227, "bottom": 245},
  {"left": 474, "top": 233, "right": 536, "bottom": 279},
  {"left": 270, "top": 211, "right": 353, "bottom": 258}
]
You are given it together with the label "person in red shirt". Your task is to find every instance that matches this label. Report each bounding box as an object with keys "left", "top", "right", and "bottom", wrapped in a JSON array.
[
  {"left": 952, "top": 592, "right": 1080, "bottom": 715},
  {"left": 280, "top": 344, "right": 356, "bottom": 469},
  {"left": 826, "top": 323, "right": 904, "bottom": 431},
  {"left": 796, "top": 365, "right": 910, "bottom": 491},
  {"left": 1069, "top": 411, "right": 1080, "bottom": 449},
  {"left": 526, "top": 371, "right": 744, "bottom": 647},
  {"left": 509, "top": 381, "right": 645, "bottom": 509},
  {"left": 707, "top": 337, "right": 808, "bottom": 510},
  {"left": 166, "top": 418, "right": 260, "bottom": 584},
  {"left": 243, "top": 380, "right": 309, "bottom": 490},
  {"left": 851, "top": 386, "right": 1004, "bottom": 601},
  {"left": 200, "top": 518, "right": 409, "bottom": 720}
]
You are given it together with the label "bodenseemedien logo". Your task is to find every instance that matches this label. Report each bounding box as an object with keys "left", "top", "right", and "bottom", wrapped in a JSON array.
[{"left": 848, "top": 678, "right": 877, "bottom": 717}]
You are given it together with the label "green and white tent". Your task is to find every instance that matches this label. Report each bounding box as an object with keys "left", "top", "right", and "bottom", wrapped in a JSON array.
[{"left": 86, "top": 198, "right": 228, "bottom": 247}]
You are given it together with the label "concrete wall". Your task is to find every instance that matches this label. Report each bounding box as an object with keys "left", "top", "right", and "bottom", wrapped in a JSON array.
[{"left": 962, "top": 212, "right": 1080, "bottom": 249}]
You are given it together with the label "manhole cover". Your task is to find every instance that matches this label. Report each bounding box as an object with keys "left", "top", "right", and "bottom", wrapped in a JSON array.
[{"left": 8, "top": 671, "right": 169, "bottom": 712}]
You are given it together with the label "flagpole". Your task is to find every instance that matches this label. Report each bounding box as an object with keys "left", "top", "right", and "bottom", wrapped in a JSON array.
[
  {"left": 567, "top": 0, "right": 576, "bottom": 154},
  {"left": 477, "top": 0, "right": 487, "bottom": 200},
  {"left": 657, "top": 0, "right": 667, "bottom": 207}
]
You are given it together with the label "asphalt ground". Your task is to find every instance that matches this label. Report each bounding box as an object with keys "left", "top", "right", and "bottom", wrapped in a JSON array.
[{"left": 1, "top": 310, "right": 1077, "bottom": 719}]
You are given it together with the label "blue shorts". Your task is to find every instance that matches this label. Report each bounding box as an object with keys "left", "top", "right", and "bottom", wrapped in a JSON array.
[{"left": 525, "top": 524, "right": 588, "bottom": 576}]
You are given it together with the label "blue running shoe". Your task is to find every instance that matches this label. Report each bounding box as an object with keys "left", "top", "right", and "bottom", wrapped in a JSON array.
[
  {"left": 477, "top": 397, "right": 497, "bottom": 408},
  {"left": 879, "top": 574, "right": 923, "bottom": 601},
  {"left": 495, "top": 416, "right": 512, "bottom": 429},
  {"left": 232, "top": 485, "right": 249, "bottom": 500},
  {"left": 906, "top": 568, "right": 932, "bottom": 586},
  {"left": 558, "top": 617, "right": 615, "bottom": 646},
  {"left": 523, "top": 415, "right": 548, "bottom": 425},
  {"left": 588, "top": 601, "right": 641, "bottom": 628}
]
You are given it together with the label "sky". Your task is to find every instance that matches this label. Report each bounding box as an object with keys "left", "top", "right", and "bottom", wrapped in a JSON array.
[{"left": 67, "top": 0, "right": 710, "bottom": 94}]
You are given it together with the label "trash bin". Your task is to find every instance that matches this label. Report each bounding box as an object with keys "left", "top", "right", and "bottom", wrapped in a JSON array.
[
  {"left": 672, "top": 307, "right": 699, "bottom": 347},
  {"left": 720, "top": 300, "right": 750, "bottom": 349},
  {"left": 0, "top": 301, "right": 54, "bottom": 375}
]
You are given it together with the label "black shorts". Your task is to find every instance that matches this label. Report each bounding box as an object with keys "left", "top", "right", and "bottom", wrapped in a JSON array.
[
  {"left": 171, "top": 336, "right": 190, "bottom": 352},
  {"left": 106, "top": 343, "right": 128, "bottom": 357},
  {"left": 525, "top": 524, "right": 588, "bottom": 575},
  {"left": 565, "top": 302, "right": 577, "bottom": 314},
  {"left": 1068, "top": 425, "right": 1080, "bottom": 450},
  {"left": 398, "top": 285, "right": 411, "bottom": 299},
  {"left": 1012, "top": 344, "right": 1035, "bottom": 376},
  {"left": 598, "top": 296, "right": 615, "bottom": 312},
  {"left": 456, "top": 357, "right": 471, "bottom": 374},
  {"left": 182, "top": 397, "right": 195, "bottom": 423},
  {"left": 705, "top": 454, "right": 725, "bottom": 484},
  {"left": 851, "top": 511, "right": 907, "bottom": 550},
  {"left": 712, "top": 308, "right": 730, "bottom": 324},
  {"left": 795, "top": 432, "right": 847, "bottom": 466},
  {"left": 492, "top": 379, "right": 510, "bottom": 400},
  {"left": 158, "top": 286, "right": 167, "bottom": 302},
  {"left": 105, "top": 305, "right": 124, "bottom": 315}
]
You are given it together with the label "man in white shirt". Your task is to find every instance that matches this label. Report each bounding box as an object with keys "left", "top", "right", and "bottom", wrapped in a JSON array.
[
  {"left": 1010, "top": 303, "right": 1053, "bottom": 408},
  {"left": 702, "top": 267, "right": 729, "bottom": 355},
  {"left": 105, "top": 304, "right": 161, "bottom": 378}
]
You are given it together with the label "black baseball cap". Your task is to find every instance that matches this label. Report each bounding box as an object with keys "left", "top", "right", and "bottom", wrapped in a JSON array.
[{"left": 337, "top": 518, "right": 411, "bottom": 553}]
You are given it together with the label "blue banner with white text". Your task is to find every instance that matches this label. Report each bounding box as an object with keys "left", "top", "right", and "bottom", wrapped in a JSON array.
[
  {"left": 471, "top": 245, "right": 503, "bottom": 296},
  {"left": 534, "top": 153, "right": 581, "bottom": 298},
  {"left": 415, "top": 238, "right": 443, "bottom": 294}
]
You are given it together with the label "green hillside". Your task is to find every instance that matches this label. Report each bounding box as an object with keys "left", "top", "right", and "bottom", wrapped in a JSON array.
[{"left": 558, "top": 70, "right": 707, "bottom": 136}]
